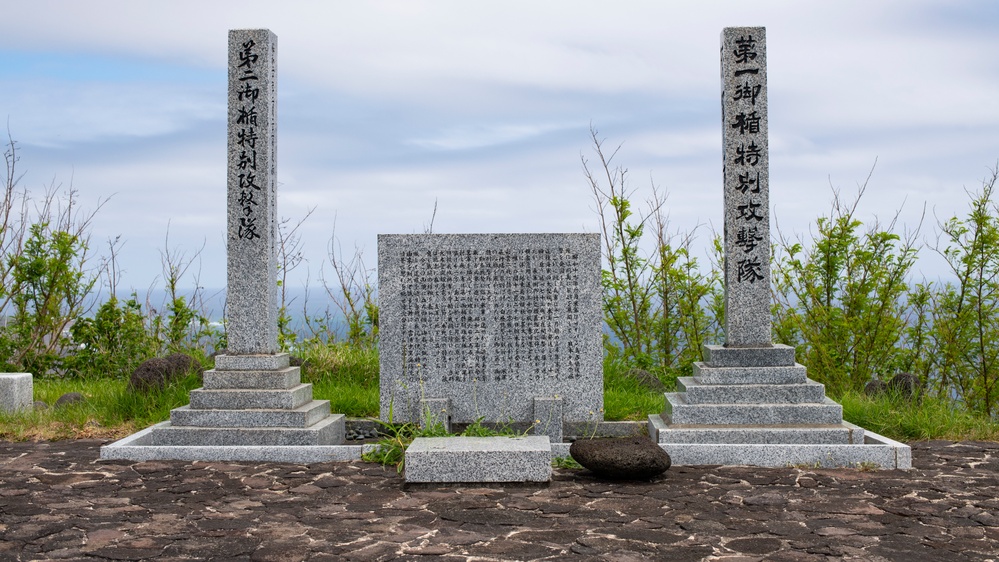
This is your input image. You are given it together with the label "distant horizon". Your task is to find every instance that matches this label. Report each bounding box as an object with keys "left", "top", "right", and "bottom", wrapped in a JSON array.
[{"left": 2, "top": 1, "right": 995, "bottom": 290}]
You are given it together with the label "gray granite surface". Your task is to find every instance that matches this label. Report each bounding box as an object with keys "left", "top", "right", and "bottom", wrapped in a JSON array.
[
  {"left": 0, "top": 373, "right": 32, "bottom": 413},
  {"left": 664, "top": 394, "right": 844, "bottom": 425},
  {"left": 404, "top": 436, "right": 552, "bottom": 483},
  {"left": 214, "top": 353, "right": 290, "bottom": 371},
  {"left": 532, "top": 396, "right": 563, "bottom": 442},
  {"left": 203, "top": 367, "right": 300, "bottom": 389},
  {"left": 649, "top": 415, "right": 860, "bottom": 445},
  {"left": 149, "top": 415, "right": 344, "bottom": 446},
  {"left": 704, "top": 343, "right": 794, "bottom": 367},
  {"left": 678, "top": 377, "right": 826, "bottom": 404},
  {"left": 722, "top": 26, "right": 771, "bottom": 347},
  {"left": 226, "top": 29, "right": 279, "bottom": 355},
  {"left": 692, "top": 362, "right": 808, "bottom": 385},
  {"left": 169, "top": 402, "right": 331, "bottom": 428},
  {"left": 188, "top": 384, "right": 314, "bottom": 410},
  {"left": 661, "top": 429, "right": 911, "bottom": 469},
  {"left": 379, "top": 233, "right": 602, "bottom": 425}
]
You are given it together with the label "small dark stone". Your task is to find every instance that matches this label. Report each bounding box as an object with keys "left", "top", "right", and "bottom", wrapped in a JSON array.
[
  {"left": 129, "top": 353, "right": 203, "bottom": 393},
  {"left": 54, "top": 392, "right": 84, "bottom": 408},
  {"left": 289, "top": 355, "right": 304, "bottom": 367},
  {"left": 888, "top": 372, "right": 920, "bottom": 399},
  {"left": 569, "top": 436, "right": 671, "bottom": 480},
  {"left": 33, "top": 400, "right": 49, "bottom": 411},
  {"left": 626, "top": 368, "right": 667, "bottom": 392},
  {"left": 864, "top": 380, "right": 888, "bottom": 397}
]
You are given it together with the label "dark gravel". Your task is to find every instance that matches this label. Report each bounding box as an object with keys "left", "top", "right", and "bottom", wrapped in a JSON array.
[{"left": 1, "top": 439, "right": 998, "bottom": 561}]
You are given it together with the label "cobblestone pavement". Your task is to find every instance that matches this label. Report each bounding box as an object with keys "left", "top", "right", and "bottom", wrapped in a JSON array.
[{"left": 0, "top": 439, "right": 997, "bottom": 561}]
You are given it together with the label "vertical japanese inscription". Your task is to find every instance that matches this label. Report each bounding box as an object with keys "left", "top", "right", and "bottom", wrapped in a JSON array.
[
  {"left": 227, "top": 29, "right": 278, "bottom": 354},
  {"left": 722, "top": 27, "right": 771, "bottom": 347}
]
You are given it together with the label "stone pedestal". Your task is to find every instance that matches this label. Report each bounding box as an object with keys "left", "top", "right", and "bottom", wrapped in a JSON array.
[
  {"left": 0, "top": 373, "right": 32, "bottom": 413},
  {"left": 148, "top": 353, "right": 343, "bottom": 447},
  {"left": 649, "top": 28, "right": 910, "bottom": 469}
]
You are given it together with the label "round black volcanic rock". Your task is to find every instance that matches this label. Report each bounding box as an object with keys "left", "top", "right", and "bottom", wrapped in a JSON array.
[
  {"left": 129, "top": 353, "right": 202, "bottom": 392},
  {"left": 569, "top": 436, "right": 671, "bottom": 480},
  {"left": 626, "top": 368, "right": 666, "bottom": 392},
  {"left": 864, "top": 379, "right": 888, "bottom": 397},
  {"left": 888, "top": 372, "right": 920, "bottom": 399},
  {"left": 54, "top": 392, "right": 84, "bottom": 408}
]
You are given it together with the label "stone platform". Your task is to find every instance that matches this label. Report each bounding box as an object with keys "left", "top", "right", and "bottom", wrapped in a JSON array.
[
  {"left": 654, "top": 344, "right": 912, "bottom": 469},
  {"left": 101, "top": 353, "right": 346, "bottom": 462}
]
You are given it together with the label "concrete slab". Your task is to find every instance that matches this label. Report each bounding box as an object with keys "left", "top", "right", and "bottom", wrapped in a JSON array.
[
  {"left": 405, "top": 436, "right": 552, "bottom": 483},
  {"left": 100, "top": 420, "right": 363, "bottom": 462},
  {"left": 149, "top": 414, "right": 345, "bottom": 446},
  {"left": 655, "top": 425, "right": 910, "bottom": 469}
]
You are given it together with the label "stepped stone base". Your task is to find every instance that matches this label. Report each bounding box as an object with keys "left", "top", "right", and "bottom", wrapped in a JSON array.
[
  {"left": 665, "top": 393, "right": 844, "bottom": 425},
  {"left": 651, "top": 344, "right": 912, "bottom": 469},
  {"left": 101, "top": 353, "right": 346, "bottom": 461},
  {"left": 405, "top": 436, "right": 552, "bottom": 483},
  {"left": 650, "top": 416, "right": 910, "bottom": 468}
]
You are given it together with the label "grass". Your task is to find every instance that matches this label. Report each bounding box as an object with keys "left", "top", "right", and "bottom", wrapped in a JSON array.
[
  {"left": 603, "top": 357, "right": 669, "bottom": 421},
  {"left": 0, "top": 371, "right": 203, "bottom": 441},
  {"left": 839, "top": 390, "right": 999, "bottom": 442},
  {"left": 300, "top": 342, "right": 379, "bottom": 417},
  {"left": 5, "top": 343, "right": 999, "bottom": 445}
]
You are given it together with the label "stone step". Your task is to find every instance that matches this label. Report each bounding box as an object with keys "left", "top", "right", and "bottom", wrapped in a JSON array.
[
  {"left": 648, "top": 415, "right": 861, "bottom": 445},
  {"left": 149, "top": 414, "right": 345, "bottom": 446},
  {"left": 169, "top": 400, "right": 331, "bottom": 428},
  {"left": 214, "top": 353, "right": 290, "bottom": 371},
  {"left": 404, "top": 436, "right": 552, "bottom": 483},
  {"left": 202, "top": 367, "right": 301, "bottom": 390},
  {"left": 652, "top": 422, "right": 911, "bottom": 469},
  {"left": 703, "top": 344, "right": 796, "bottom": 367},
  {"left": 677, "top": 377, "right": 826, "bottom": 404},
  {"left": 664, "top": 393, "right": 843, "bottom": 425},
  {"left": 188, "top": 384, "right": 314, "bottom": 410},
  {"left": 693, "top": 362, "right": 808, "bottom": 385}
]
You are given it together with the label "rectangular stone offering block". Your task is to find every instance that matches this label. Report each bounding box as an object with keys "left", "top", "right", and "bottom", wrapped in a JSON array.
[
  {"left": 664, "top": 394, "right": 843, "bottom": 426},
  {"left": 188, "top": 384, "right": 314, "bottom": 410},
  {"left": 378, "top": 233, "right": 602, "bottom": 425},
  {"left": 693, "top": 362, "right": 807, "bottom": 385},
  {"left": 214, "top": 353, "right": 290, "bottom": 371},
  {"left": 0, "top": 373, "right": 32, "bottom": 413},
  {"left": 703, "top": 344, "right": 795, "bottom": 367},
  {"left": 677, "top": 377, "right": 826, "bottom": 404},
  {"left": 203, "top": 367, "right": 300, "bottom": 390},
  {"left": 169, "top": 401, "right": 331, "bottom": 428},
  {"left": 649, "top": 415, "right": 860, "bottom": 445},
  {"left": 150, "top": 415, "right": 345, "bottom": 446},
  {"left": 404, "top": 436, "right": 552, "bottom": 483}
]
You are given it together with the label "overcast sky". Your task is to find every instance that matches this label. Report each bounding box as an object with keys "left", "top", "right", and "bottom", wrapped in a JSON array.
[{"left": 1, "top": 1, "right": 997, "bottom": 296}]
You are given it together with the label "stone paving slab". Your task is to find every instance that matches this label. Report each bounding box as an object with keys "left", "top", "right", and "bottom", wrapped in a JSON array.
[{"left": 2, "top": 439, "right": 999, "bottom": 561}]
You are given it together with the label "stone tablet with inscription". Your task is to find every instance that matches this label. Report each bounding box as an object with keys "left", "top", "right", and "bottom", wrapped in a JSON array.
[{"left": 378, "top": 233, "right": 603, "bottom": 425}]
